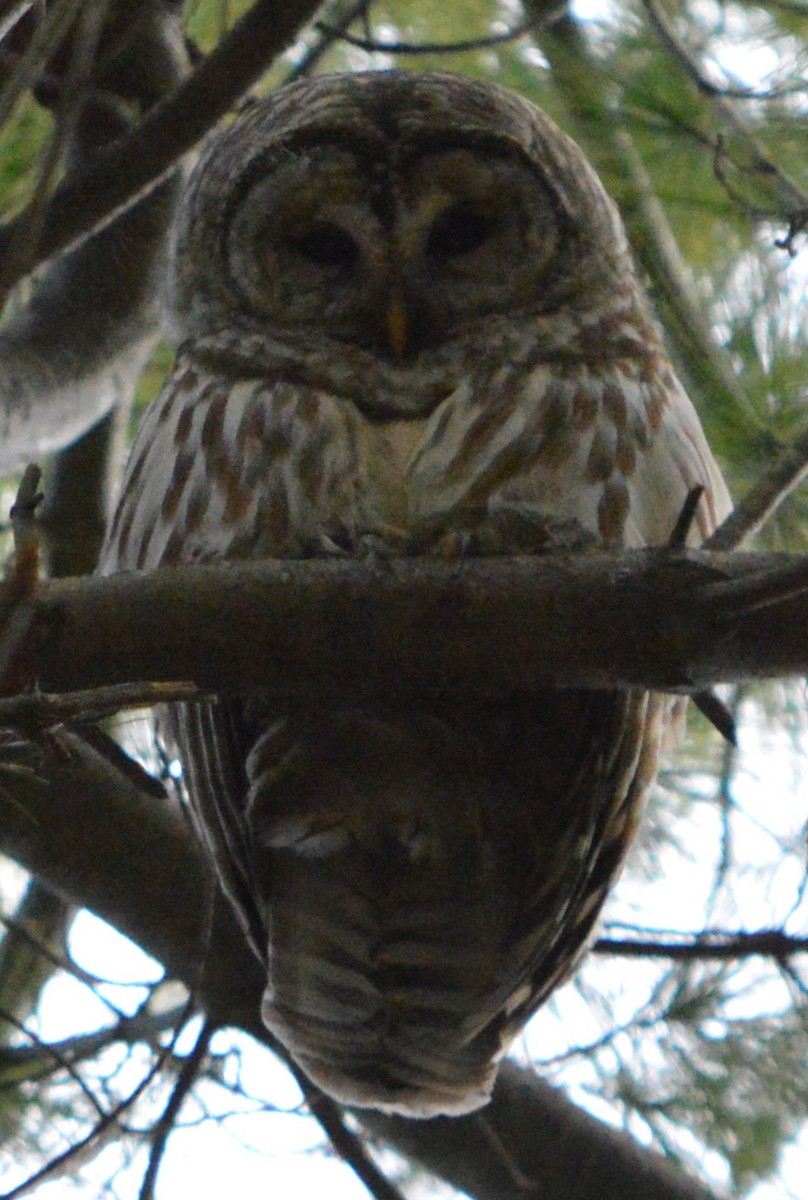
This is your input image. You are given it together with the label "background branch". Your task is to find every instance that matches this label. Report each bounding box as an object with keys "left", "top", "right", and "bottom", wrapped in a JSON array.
[
  {"left": 0, "top": 0, "right": 325, "bottom": 474},
  {"left": 0, "top": 1, "right": 188, "bottom": 473},
  {"left": 0, "top": 0, "right": 324, "bottom": 289}
]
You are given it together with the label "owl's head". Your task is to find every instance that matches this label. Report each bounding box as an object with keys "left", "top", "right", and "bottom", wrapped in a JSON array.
[{"left": 170, "top": 71, "right": 649, "bottom": 416}]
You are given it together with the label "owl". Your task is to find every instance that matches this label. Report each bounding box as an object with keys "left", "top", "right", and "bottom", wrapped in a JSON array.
[{"left": 100, "top": 71, "right": 731, "bottom": 1118}]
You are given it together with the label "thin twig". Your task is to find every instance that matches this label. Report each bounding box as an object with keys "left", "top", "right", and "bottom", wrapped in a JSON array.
[
  {"left": 698, "top": 555, "right": 808, "bottom": 613},
  {"left": 0, "top": 681, "right": 200, "bottom": 724},
  {"left": 594, "top": 930, "right": 808, "bottom": 960},
  {"left": 301, "top": 1079, "right": 407, "bottom": 1200},
  {"left": 0, "top": 465, "right": 43, "bottom": 692},
  {"left": 0, "top": 909, "right": 157, "bottom": 997},
  {"left": 692, "top": 690, "right": 737, "bottom": 745},
  {"left": 8, "top": 464, "right": 43, "bottom": 564},
  {"left": 0, "top": 1006, "right": 187, "bottom": 1080},
  {"left": 640, "top": 0, "right": 806, "bottom": 101},
  {"left": 0, "top": 1005, "right": 109, "bottom": 1118},
  {"left": 315, "top": 8, "right": 565, "bottom": 55},
  {"left": 139, "top": 1019, "right": 215, "bottom": 1200},
  {"left": 640, "top": 0, "right": 808, "bottom": 222},
  {"left": 0, "top": 994, "right": 198, "bottom": 1200},
  {"left": 286, "top": 0, "right": 376, "bottom": 83},
  {"left": 668, "top": 485, "right": 704, "bottom": 549},
  {"left": 705, "top": 422, "right": 808, "bottom": 550}
]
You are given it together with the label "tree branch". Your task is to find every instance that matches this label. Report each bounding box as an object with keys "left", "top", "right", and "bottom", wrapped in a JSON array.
[
  {"left": 0, "top": 2, "right": 189, "bottom": 473},
  {"left": 0, "top": 0, "right": 324, "bottom": 288},
  {"left": 14, "top": 550, "right": 808, "bottom": 702},
  {"left": 594, "top": 931, "right": 808, "bottom": 961},
  {"left": 0, "top": 0, "right": 325, "bottom": 473},
  {"left": 361, "top": 1061, "right": 724, "bottom": 1200}
]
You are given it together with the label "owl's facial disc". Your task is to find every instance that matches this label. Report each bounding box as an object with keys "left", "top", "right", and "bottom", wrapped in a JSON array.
[{"left": 224, "top": 141, "right": 563, "bottom": 368}]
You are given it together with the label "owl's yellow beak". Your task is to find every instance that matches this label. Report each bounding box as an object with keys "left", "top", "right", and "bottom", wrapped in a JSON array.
[{"left": 385, "top": 298, "right": 410, "bottom": 361}]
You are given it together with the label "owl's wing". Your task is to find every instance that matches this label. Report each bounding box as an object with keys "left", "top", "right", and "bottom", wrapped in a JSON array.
[
  {"left": 163, "top": 698, "right": 269, "bottom": 960},
  {"left": 408, "top": 357, "right": 732, "bottom": 550},
  {"left": 99, "top": 353, "right": 336, "bottom": 958},
  {"left": 623, "top": 369, "right": 732, "bottom": 544},
  {"left": 101, "top": 349, "right": 372, "bottom": 571}
]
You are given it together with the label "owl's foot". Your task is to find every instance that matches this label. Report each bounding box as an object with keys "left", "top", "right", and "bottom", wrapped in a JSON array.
[
  {"left": 420, "top": 505, "right": 596, "bottom": 558},
  {"left": 311, "top": 523, "right": 413, "bottom": 560}
]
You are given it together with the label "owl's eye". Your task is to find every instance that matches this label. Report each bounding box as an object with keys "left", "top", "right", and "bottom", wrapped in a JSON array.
[
  {"left": 426, "top": 203, "right": 495, "bottom": 261},
  {"left": 289, "top": 223, "right": 360, "bottom": 269}
]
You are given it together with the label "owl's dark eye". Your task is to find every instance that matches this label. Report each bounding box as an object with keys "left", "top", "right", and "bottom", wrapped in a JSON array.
[
  {"left": 289, "top": 223, "right": 360, "bottom": 269},
  {"left": 426, "top": 204, "right": 495, "bottom": 261}
]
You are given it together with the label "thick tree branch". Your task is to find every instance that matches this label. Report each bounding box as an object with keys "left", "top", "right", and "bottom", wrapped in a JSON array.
[
  {"left": 0, "top": 740, "right": 723, "bottom": 1200},
  {"left": 0, "top": 731, "right": 262, "bottom": 1022},
  {"left": 13, "top": 550, "right": 808, "bottom": 702},
  {"left": 0, "top": 2, "right": 189, "bottom": 473},
  {"left": 0, "top": 0, "right": 324, "bottom": 288},
  {"left": 0, "top": 0, "right": 325, "bottom": 473},
  {"left": 362, "top": 1062, "right": 724, "bottom": 1200}
]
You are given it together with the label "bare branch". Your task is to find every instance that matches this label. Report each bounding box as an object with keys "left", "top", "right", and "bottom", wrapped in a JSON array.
[
  {"left": 639, "top": 0, "right": 808, "bottom": 244},
  {"left": 705, "top": 423, "right": 808, "bottom": 550},
  {"left": 361, "top": 1061, "right": 723, "bottom": 1200},
  {"left": 317, "top": 8, "right": 564, "bottom": 55},
  {"left": 286, "top": 0, "right": 376, "bottom": 82},
  {"left": 139, "top": 1019, "right": 215, "bottom": 1200},
  {"left": 301, "top": 1083, "right": 409, "bottom": 1200},
  {"left": 16, "top": 550, "right": 808, "bottom": 703},
  {"left": 0, "top": 0, "right": 324, "bottom": 287},
  {"left": 0, "top": 1007, "right": 189, "bottom": 1082},
  {"left": 1, "top": 991, "right": 198, "bottom": 1200},
  {"left": 639, "top": 0, "right": 807, "bottom": 102},
  {"left": 594, "top": 930, "right": 808, "bottom": 960}
]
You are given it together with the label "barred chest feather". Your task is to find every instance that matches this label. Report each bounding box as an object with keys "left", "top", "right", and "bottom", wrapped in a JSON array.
[{"left": 105, "top": 345, "right": 726, "bottom": 572}]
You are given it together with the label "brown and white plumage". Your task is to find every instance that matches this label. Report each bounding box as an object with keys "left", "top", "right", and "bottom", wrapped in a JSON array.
[{"left": 100, "top": 70, "right": 731, "bottom": 1117}]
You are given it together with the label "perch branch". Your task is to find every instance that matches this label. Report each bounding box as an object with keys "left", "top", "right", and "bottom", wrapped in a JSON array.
[{"left": 13, "top": 550, "right": 808, "bottom": 703}]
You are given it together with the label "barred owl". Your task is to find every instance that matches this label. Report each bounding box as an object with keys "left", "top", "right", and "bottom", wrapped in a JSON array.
[{"left": 100, "top": 71, "right": 731, "bottom": 1117}]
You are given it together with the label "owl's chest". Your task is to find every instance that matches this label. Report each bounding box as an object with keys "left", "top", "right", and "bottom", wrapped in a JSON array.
[
  {"left": 227, "top": 383, "right": 481, "bottom": 549},
  {"left": 137, "top": 358, "right": 639, "bottom": 566},
  {"left": 353, "top": 418, "right": 433, "bottom": 530}
]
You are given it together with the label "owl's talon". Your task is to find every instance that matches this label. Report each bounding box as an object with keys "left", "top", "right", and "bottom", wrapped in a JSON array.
[
  {"left": 315, "top": 531, "right": 351, "bottom": 557},
  {"left": 426, "top": 509, "right": 595, "bottom": 558}
]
